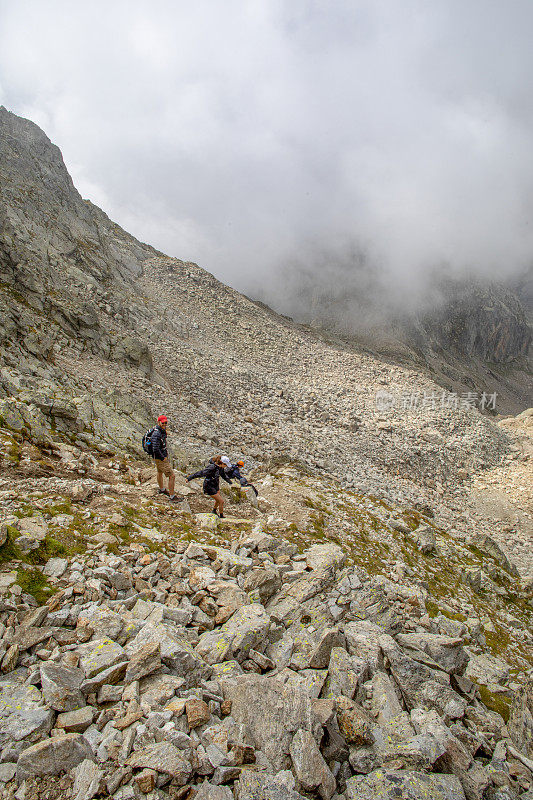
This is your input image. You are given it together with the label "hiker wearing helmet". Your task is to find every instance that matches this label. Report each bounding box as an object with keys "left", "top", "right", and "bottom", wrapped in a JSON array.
[
  {"left": 187, "top": 454, "right": 232, "bottom": 517},
  {"left": 152, "top": 416, "right": 179, "bottom": 502},
  {"left": 222, "top": 457, "right": 259, "bottom": 496}
]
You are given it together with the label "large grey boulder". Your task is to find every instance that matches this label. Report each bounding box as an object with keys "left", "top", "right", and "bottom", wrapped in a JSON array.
[
  {"left": 289, "top": 728, "right": 336, "bottom": 799},
  {"left": 126, "top": 621, "right": 212, "bottom": 685},
  {"left": 305, "top": 543, "right": 345, "bottom": 572},
  {"left": 16, "top": 734, "right": 94, "bottom": 782},
  {"left": 194, "top": 784, "right": 233, "bottom": 800},
  {"left": 382, "top": 640, "right": 467, "bottom": 719},
  {"left": 466, "top": 652, "right": 510, "bottom": 686},
  {"left": 346, "top": 769, "right": 467, "bottom": 800},
  {"left": 40, "top": 662, "right": 85, "bottom": 711},
  {"left": 196, "top": 604, "right": 271, "bottom": 664},
  {"left": 221, "top": 674, "right": 321, "bottom": 771},
  {"left": 236, "top": 768, "right": 306, "bottom": 799},
  {"left": 0, "top": 678, "right": 54, "bottom": 751},
  {"left": 76, "top": 637, "right": 126, "bottom": 679},
  {"left": 126, "top": 741, "right": 191, "bottom": 783},
  {"left": 508, "top": 677, "right": 533, "bottom": 758},
  {"left": 396, "top": 633, "right": 469, "bottom": 675}
]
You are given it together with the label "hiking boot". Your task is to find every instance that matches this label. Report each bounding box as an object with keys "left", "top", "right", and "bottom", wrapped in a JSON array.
[
  {"left": 169, "top": 495, "right": 181, "bottom": 503},
  {"left": 219, "top": 513, "right": 225, "bottom": 519},
  {"left": 158, "top": 488, "right": 170, "bottom": 496},
  {"left": 211, "top": 508, "right": 219, "bottom": 516}
]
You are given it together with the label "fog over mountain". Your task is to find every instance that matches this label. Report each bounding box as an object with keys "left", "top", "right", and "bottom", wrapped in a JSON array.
[{"left": 1, "top": 0, "right": 533, "bottom": 317}]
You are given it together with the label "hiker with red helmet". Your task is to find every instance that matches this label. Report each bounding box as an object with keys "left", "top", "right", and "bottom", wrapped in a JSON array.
[
  {"left": 151, "top": 415, "right": 179, "bottom": 502},
  {"left": 221, "top": 457, "right": 259, "bottom": 496}
]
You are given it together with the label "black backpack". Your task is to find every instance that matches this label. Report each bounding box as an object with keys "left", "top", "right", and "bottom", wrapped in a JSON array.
[{"left": 142, "top": 427, "right": 156, "bottom": 456}]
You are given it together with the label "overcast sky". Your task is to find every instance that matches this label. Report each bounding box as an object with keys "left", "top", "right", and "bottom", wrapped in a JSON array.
[{"left": 1, "top": 0, "right": 533, "bottom": 314}]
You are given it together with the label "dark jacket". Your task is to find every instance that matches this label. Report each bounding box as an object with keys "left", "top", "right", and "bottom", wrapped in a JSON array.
[
  {"left": 151, "top": 425, "right": 168, "bottom": 461},
  {"left": 188, "top": 462, "right": 231, "bottom": 496},
  {"left": 224, "top": 464, "right": 258, "bottom": 495},
  {"left": 224, "top": 464, "right": 247, "bottom": 486}
]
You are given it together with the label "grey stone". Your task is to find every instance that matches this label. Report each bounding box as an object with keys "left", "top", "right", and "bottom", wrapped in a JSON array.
[
  {"left": 324, "top": 647, "right": 368, "bottom": 698},
  {"left": 72, "top": 758, "right": 103, "bottom": 800},
  {"left": 126, "top": 741, "right": 191, "bottom": 783},
  {"left": 0, "top": 678, "right": 54, "bottom": 749},
  {"left": 0, "top": 762, "right": 16, "bottom": 782},
  {"left": 382, "top": 640, "right": 467, "bottom": 718},
  {"left": 196, "top": 604, "right": 271, "bottom": 664},
  {"left": 346, "top": 770, "right": 467, "bottom": 800},
  {"left": 236, "top": 768, "right": 307, "bottom": 799},
  {"left": 194, "top": 782, "right": 233, "bottom": 799},
  {"left": 221, "top": 673, "right": 321, "bottom": 771},
  {"left": 16, "top": 734, "right": 94, "bottom": 782},
  {"left": 76, "top": 637, "right": 126, "bottom": 678},
  {"left": 508, "top": 677, "right": 533, "bottom": 758},
  {"left": 40, "top": 662, "right": 85, "bottom": 712},
  {"left": 305, "top": 543, "right": 345, "bottom": 572},
  {"left": 125, "top": 641, "right": 161, "bottom": 683},
  {"left": 43, "top": 558, "right": 68, "bottom": 578},
  {"left": 466, "top": 652, "right": 510, "bottom": 686},
  {"left": 289, "top": 728, "right": 336, "bottom": 799},
  {"left": 243, "top": 569, "right": 282, "bottom": 603},
  {"left": 396, "top": 633, "right": 469, "bottom": 675},
  {"left": 126, "top": 622, "right": 212, "bottom": 685},
  {"left": 56, "top": 706, "right": 95, "bottom": 732}
]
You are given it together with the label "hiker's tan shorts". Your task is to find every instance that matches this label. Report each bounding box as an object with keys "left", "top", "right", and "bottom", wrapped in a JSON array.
[{"left": 155, "top": 458, "right": 174, "bottom": 478}]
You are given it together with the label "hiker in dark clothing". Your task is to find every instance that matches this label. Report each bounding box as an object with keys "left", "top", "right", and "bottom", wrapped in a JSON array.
[
  {"left": 187, "top": 454, "right": 231, "bottom": 517},
  {"left": 221, "top": 457, "right": 258, "bottom": 496},
  {"left": 151, "top": 415, "right": 179, "bottom": 502}
]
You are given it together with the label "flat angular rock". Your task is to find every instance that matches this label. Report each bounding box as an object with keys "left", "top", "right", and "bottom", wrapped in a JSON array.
[
  {"left": 77, "top": 637, "right": 126, "bottom": 679},
  {"left": 13, "top": 626, "right": 53, "bottom": 652},
  {"left": 126, "top": 741, "right": 191, "bottom": 783},
  {"left": 125, "top": 641, "right": 161, "bottom": 683},
  {"left": 397, "top": 633, "right": 469, "bottom": 676},
  {"left": 335, "top": 697, "right": 374, "bottom": 745},
  {"left": 508, "top": 677, "right": 533, "bottom": 758},
  {"left": 244, "top": 568, "right": 281, "bottom": 603},
  {"left": 194, "top": 784, "right": 233, "bottom": 800},
  {"left": 305, "top": 543, "right": 345, "bottom": 573},
  {"left": 77, "top": 606, "right": 125, "bottom": 641},
  {"left": 0, "top": 678, "right": 54, "bottom": 749},
  {"left": 221, "top": 673, "right": 321, "bottom": 771},
  {"left": 344, "top": 620, "right": 384, "bottom": 672},
  {"left": 290, "top": 728, "right": 336, "bottom": 799},
  {"left": 140, "top": 673, "right": 185, "bottom": 708},
  {"left": 56, "top": 706, "right": 95, "bottom": 732},
  {"left": 237, "top": 768, "right": 306, "bottom": 799},
  {"left": 72, "top": 758, "right": 103, "bottom": 800},
  {"left": 466, "top": 652, "right": 510, "bottom": 686},
  {"left": 382, "top": 641, "right": 467, "bottom": 719},
  {"left": 196, "top": 603, "right": 271, "bottom": 664},
  {"left": 16, "top": 733, "right": 94, "bottom": 782},
  {"left": 43, "top": 557, "right": 68, "bottom": 578},
  {"left": 324, "top": 647, "right": 369, "bottom": 699},
  {"left": 346, "top": 769, "right": 467, "bottom": 800},
  {"left": 126, "top": 621, "right": 212, "bottom": 685}
]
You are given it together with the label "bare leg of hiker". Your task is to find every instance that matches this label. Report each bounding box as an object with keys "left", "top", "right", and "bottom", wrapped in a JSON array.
[
  {"left": 168, "top": 472, "right": 175, "bottom": 496},
  {"left": 211, "top": 492, "right": 224, "bottom": 517}
]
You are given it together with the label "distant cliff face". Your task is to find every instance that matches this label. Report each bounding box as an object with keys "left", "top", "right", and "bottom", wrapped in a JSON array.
[{"left": 415, "top": 281, "right": 532, "bottom": 363}]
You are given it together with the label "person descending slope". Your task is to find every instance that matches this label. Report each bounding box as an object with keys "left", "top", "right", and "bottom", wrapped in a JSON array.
[
  {"left": 145, "top": 415, "right": 181, "bottom": 502},
  {"left": 187, "top": 455, "right": 232, "bottom": 517},
  {"left": 221, "top": 457, "right": 259, "bottom": 496}
]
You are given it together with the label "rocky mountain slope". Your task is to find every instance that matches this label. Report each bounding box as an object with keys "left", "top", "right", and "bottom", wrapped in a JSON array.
[
  {"left": 0, "top": 420, "right": 532, "bottom": 800},
  {"left": 0, "top": 106, "right": 532, "bottom": 798}
]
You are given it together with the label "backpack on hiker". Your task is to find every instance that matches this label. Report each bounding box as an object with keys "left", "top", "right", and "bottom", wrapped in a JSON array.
[{"left": 142, "top": 427, "right": 156, "bottom": 456}]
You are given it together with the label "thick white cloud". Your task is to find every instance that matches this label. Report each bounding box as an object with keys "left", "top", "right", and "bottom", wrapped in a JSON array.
[{"left": 1, "top": 0, "right": 532, "bottom": 313}]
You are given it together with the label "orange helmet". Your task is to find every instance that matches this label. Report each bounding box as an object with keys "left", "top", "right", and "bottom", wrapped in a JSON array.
[{"left": 237, "top": 460, "right": 244, "bottom": 467}]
